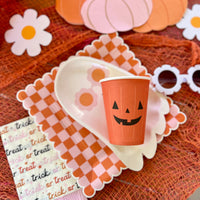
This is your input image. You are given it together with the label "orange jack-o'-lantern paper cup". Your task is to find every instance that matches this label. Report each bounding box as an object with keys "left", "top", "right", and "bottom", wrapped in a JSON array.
[{"left": 100, "top": 76, "right": 150, "bottom": 146}]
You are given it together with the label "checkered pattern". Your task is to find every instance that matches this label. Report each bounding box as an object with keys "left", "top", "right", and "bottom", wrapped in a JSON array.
[
  {"left": 77, "top": 33, "right": 149, "bottom": 77},
  {"left": 17, "top": 34, "right": 186, "bottom": 198},
  {"left": 164, "top": 98, "right": 186, "bottom": 136},
  {"left": 18, "top": 67, "right": 126, "bottom": 198}
]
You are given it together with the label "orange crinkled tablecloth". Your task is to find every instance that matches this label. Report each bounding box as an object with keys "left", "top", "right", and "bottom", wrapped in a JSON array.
[{"left": 0, "top": 0, "right": 200, "bottom": 199}]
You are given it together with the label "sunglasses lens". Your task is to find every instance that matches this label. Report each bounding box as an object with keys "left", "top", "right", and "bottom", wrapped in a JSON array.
[
  {"left": 193, "top": 70, "right": 200, "bottom": 87},
  {"left": 158, "top": 70, "right": 177, "bottom": 89}
]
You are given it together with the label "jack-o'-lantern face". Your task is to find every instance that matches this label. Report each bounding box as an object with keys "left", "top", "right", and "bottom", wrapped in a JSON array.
[
  {"left": 101, "top": 77, "right": 150, "bottom": 145},
  {"left": 112, "top": 101, "right": 143, "bottom": 126}
]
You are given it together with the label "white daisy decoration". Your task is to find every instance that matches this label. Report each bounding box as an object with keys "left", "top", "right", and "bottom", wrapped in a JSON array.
[
  {"left": 5, "top": 9, "right": 52, "bottom": 57},
  {"left": 176, "top": 4, "right": 200, "bottom": 41}
]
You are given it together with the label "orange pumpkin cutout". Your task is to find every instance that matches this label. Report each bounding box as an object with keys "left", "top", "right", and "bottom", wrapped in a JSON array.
[
  {"left": 133, "top": 0, "right": 188, "bottom": 33},
  {"left": 101, "top": 77, "right": 150, "bottom": 146},
  {"left": 56, "top": 0, "right": 86, "bottom": 25}
]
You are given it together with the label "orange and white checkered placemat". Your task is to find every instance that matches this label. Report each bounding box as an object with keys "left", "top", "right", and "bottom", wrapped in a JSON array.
[{"left": 17, "top": 33, "right": 186, "bottom": 198}]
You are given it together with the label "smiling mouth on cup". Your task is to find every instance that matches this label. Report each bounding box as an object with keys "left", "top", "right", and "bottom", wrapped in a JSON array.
[{"left": 113, "top": 115, "right": 141, "bottom": 126}]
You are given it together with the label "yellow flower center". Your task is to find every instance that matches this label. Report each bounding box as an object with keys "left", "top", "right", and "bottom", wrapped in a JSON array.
[
  {"left": 21, "top": 26, "right": 36, "bottom": 40},
  {"left": 191, "top": 17, "right": 200, "bottom": 28}
]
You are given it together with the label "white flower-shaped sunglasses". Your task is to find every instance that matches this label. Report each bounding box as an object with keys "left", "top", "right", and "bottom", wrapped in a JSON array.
[{"left": 152, "top": 64, "right": 200, "bottom": 95}]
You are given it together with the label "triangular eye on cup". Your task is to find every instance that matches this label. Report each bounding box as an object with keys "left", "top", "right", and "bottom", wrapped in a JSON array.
[
  {"left": 138, "top": 101, "right": 143, "bottom": 110},
  {"left": 112, "top": 101, "right": 118, "bottom": 109}
]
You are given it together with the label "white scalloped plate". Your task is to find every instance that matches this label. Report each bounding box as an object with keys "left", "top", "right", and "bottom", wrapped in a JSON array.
[{"left": 55, "top": 56, "right": 169, "bottom": 171}]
